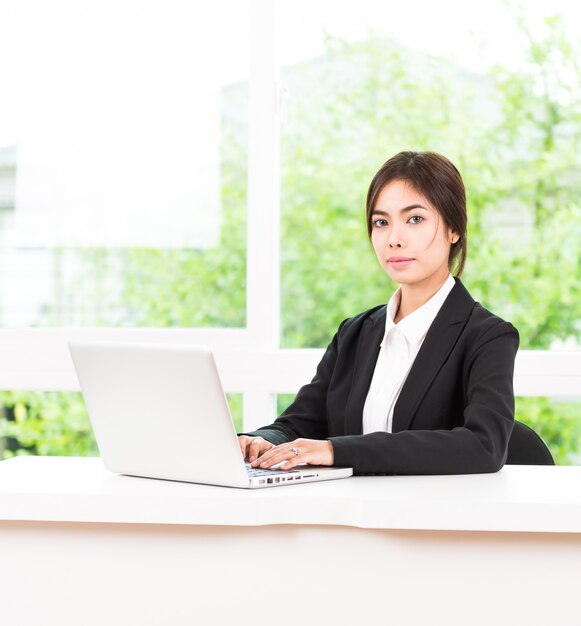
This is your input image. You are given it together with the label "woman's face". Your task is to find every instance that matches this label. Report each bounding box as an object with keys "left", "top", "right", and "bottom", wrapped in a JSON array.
[{"left": 370, "top": 179, "right": 459, "bottom": 287}]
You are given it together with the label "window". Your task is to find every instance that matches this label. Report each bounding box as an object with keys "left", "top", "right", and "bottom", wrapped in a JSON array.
[
  {"left": 0, "top": 1, "right": 249, "bottom": 329},
  {"left": 278, "top": 0, "right": 581, "bottom": 349},
  {"left": 1, "top": 0, "right": 580, "bottom": 464}
]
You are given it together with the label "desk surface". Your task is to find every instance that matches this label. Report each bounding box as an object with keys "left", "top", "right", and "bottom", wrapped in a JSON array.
[{"left": 1, "top": 456, "right": 580, "bottom": 533}]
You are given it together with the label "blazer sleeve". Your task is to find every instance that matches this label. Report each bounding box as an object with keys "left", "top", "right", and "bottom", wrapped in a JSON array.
[
  {"left": 330, "top": 320, "right": 520, "bottom": 475},
  {"left": 237, "top": 319, "right": 348, "bottom": 445}
]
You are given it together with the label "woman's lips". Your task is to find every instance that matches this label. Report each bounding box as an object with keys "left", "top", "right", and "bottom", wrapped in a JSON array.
[{"left": 388, "top": 258, "right": 414, "bottom": 269}]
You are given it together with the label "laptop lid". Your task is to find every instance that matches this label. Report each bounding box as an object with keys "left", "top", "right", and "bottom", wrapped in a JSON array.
[{"left": 69, "top": 342, "right": 252, "bottom": 488}]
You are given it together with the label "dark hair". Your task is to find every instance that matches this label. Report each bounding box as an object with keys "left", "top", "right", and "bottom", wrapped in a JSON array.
[{"left": 366, "top": 151, "right": 468, "bottom": 277}]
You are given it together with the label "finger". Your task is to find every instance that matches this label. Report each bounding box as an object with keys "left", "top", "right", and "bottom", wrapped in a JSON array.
[
  {"left": 278, "top": 458, "right": 298, "bottom": 470},
  {"left": 248, "top": 439, "right": 264, "bottom": 462},
  {"left": 238, "top": 436, "right": 249, "bottom": 460},
  {"left": 254, "top": 439, "right": 298, "bottom": 461},
  {"left": 277, "top": 448, "right": 308, "bottom": 470},
  {"left": 251, "top": 444, "right": 287, "bottom": 466},
  {"left": 259, "top": 447, "right": 300, "bottom": 469},
  {"left": 248, "top": 438, "right": 274, "bottom": 462},
  {"left": 253, "top": 437, "right": 305, "bottom": 466},
  {"left": 278, "top": 446, "right": 307, "bottom": 470}
]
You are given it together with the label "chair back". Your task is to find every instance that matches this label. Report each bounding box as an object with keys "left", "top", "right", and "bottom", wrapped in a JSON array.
[{"left": 506, "top": 420, "right": 555, "bottom": 465}]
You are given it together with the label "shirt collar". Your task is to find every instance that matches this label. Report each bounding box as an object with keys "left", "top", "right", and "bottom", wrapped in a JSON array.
[{"left": 382, "top": 273, "right": 456, "bottom": 346}]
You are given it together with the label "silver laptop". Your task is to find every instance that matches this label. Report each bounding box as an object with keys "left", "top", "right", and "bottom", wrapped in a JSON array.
[{"left": 68, "top": 342, "right": 353, "bottom": 488}]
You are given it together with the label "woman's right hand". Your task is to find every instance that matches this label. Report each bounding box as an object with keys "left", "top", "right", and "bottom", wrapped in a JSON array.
[{"left": 238, "top": 435, "right": 275, "bottom": 463}]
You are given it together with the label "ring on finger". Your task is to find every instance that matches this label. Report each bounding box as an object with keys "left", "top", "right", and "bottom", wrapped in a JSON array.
[{"left": 291, "top": 447, "right": 300, "bottom": 456}]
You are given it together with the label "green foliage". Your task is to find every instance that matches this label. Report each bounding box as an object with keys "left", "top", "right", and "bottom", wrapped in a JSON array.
[
  {"left": 228, "top": 394, "right": 243, "bottom": 434},
  {"left": 1, "top": 8, "right": 579, "bottom": 464},
  {"left": 0, "top": 391, "right": 97, "bottom": 458},
  {"left": 516, "top": 397, "right": 581, "bottom": 465}
]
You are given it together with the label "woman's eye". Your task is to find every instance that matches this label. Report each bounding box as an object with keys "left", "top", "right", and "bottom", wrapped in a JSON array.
[
  {"left": 409, "top": 215, "right": 424, "bottom": 224},
  {"left": 373, "top": 219, "right": 388, "bottom": 228}
]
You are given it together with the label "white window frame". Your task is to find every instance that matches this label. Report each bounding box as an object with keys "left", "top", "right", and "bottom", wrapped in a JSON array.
[{"left": 0, "top": 0, "right": 580, "bottom": 432}]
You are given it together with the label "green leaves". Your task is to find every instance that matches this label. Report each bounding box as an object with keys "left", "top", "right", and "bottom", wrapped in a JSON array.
[{"left": 0, "top": 391, "right": 98, "bottom": 459}]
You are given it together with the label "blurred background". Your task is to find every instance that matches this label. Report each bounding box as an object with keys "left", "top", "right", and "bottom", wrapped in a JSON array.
[{"left": 0, "top": 0, "right": 579, "bottom": 463}]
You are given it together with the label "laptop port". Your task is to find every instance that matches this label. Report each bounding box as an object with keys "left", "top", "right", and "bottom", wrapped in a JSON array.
[
  {"left": 259, "top": 479, "right": 265, "bottom": 484},
  {"left": 267, "top": 478, "right": 273, "bottom": 484},
  {"left": 275, "top": 477, "right": 280, "bottom": 483}
]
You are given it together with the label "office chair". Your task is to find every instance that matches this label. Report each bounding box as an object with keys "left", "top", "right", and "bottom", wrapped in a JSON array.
[{"left": 506, "top": 420, "right": 555, "bottom": 465}]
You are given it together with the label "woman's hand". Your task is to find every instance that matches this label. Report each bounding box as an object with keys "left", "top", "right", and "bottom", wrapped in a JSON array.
[
  {"left": 250, "top": 438, "right": 334, "bottom": 470},
  {"left": 238, "top": 435, "right": 275, "bottom": 463}
]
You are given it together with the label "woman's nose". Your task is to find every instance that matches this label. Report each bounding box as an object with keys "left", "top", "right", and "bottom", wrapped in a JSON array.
[{"left": 388, "top": 231, "right": 403, "bottom": 247}]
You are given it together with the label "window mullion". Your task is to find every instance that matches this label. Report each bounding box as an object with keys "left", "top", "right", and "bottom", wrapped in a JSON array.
[{"left": 246, "top": 0, "right": 280, "bottom": 351}]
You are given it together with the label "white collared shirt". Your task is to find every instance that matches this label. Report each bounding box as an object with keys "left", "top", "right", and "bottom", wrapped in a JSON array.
[{"left": 362, "top": 273, "right": 456, "bottom": 434}]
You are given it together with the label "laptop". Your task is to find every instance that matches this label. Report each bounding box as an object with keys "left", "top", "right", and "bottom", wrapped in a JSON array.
[{"left": 68, "top": 342, "right": 353, "bottom": 488}]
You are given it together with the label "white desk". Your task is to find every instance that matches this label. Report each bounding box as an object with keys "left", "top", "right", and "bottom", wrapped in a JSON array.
[{"left": 1, "top": 457, "right": 580, "bottom": 625}]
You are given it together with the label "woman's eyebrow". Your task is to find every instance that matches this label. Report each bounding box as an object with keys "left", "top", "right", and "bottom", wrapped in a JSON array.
[{"left": 372, "top": 204, "right": 429, "bottom": 216}]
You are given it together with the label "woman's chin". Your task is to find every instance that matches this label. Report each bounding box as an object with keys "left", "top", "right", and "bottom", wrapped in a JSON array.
[{"left": 384, "top": 267, "right": 417, "bottom": 283}]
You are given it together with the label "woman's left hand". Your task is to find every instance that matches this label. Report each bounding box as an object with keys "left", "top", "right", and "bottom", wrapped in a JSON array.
[{"left": 250, "top": 438, "right": 334, "bottom": 470}]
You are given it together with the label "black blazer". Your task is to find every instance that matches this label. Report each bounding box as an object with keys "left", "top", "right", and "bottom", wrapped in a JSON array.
[{"left": 243, "top": 277, "right": 520, "bottom": 475}]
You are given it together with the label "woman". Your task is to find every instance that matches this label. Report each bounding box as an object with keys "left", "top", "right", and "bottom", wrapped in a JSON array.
[{"left": 238, "top": 151, "right": 519, "bottom": 475}]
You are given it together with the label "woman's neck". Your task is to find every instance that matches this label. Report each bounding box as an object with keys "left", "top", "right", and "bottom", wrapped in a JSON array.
[{"left": 395, "top": 271, "right": 451, "bottom": 323}]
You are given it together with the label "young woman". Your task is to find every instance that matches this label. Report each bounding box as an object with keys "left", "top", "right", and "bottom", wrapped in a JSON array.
[{"left": 238, "top": 151, "right": 520, "bottom": 475}]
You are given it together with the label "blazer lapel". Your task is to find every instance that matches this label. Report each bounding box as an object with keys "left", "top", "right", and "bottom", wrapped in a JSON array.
[
  {"left": 343, "top": 310, "right": 385, "bottom": 435},
  {"left": 391, "top": 277, "right": 475, "bottom": 432}
]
